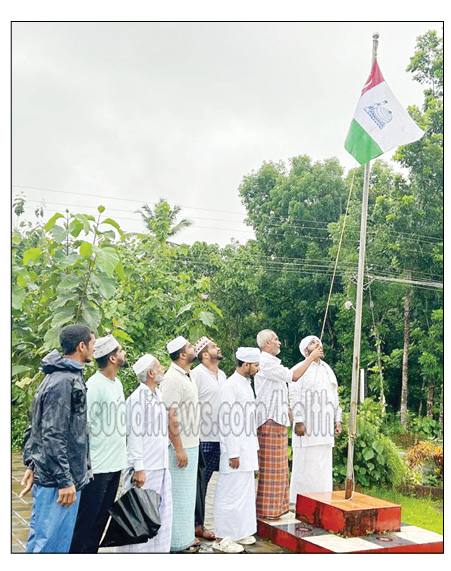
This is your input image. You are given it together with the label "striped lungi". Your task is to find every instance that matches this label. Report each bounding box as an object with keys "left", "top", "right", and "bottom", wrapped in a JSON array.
[
  {"left": 115, "top": 467, "right": 173, "bottom": 553},
  {"left": 168, "top": 445, "right": 199, "bottom": 552},
  {"left": 256, "top": 420, "right": 289, "bottom": 519}
]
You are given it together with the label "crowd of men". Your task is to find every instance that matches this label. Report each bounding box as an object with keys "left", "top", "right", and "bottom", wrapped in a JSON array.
[{"left": 20, "top": 324, "right": 342, "bottom": 554}]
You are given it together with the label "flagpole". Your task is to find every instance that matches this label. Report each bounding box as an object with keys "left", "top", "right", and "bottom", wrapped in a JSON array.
[{"left": 344, "top": 32, "right": 379, "bottom": 499}]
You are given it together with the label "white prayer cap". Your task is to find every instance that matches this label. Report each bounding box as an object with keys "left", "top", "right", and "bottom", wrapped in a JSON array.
[
  {"left": 133, "top": 354, "right": 156, "bottom": 376},
  {"left": 299, "top": 335, "right": 322, "bottom": 358},
  {"left": 93, "top": 334, "right": 119, "bottom": 358},
  {"left": 236, "top": 347, "right": 260, "bottom": 363},
  {"left": 167, "top": 336, "right": 188, "bottom": 354},
  {"left": 194, "top": 336, "right": 212, "bottom": 357}
]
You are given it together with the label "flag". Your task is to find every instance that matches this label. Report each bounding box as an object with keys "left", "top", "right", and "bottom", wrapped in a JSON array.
[{"left": 345, "top": 59, "right": 424, "bottom": 165}]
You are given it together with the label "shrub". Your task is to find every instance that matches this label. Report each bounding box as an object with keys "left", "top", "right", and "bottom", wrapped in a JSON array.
[
  {"left": 333, "top": 397, "right": 410, "bottom": 489},
  {"left": 405, "top": 441, "right": 443, "bottom": 486}
]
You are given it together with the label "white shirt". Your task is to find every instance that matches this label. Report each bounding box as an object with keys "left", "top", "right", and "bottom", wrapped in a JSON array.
[
  {"left": 218, "top": 371, "right": 259, "bottom": 473},
  {"left": 289, "top": 360, "right": 342, "bottom": 448},
  {"left": 125, "top": 384, "right": 169, "bottom": 471},
  {"left": 160, "top": 362, "right": 200, "bottom": 449},
  {"left": 254, "top": 351, "right": 292, "bottom": 427},
  {"left": 191, "top": 363, "right": 226, "bottom": 442}
]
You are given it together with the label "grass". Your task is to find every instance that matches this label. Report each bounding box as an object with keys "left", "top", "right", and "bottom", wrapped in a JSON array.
[{"left": 363, "top": 488, "right": 443, "bottom": 535}]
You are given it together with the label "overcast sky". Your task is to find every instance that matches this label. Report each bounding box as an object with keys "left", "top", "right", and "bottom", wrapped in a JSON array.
[{"left": 12, "top": 20, "right": 443, "bottom": 246}]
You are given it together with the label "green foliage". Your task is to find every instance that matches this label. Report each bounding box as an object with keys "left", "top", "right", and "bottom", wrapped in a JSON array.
[
  {"left": 363, "top": 488, "right": 443, "bottom": 535},
  {"left": 333, "top": 398, "right": 410, "bottom": 489}
]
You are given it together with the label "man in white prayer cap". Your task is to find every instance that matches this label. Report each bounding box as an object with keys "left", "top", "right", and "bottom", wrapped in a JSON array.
[
  {"left": 116, "top": 354, "right": 173, "bottom": 553},
  {"left": 70, "top": 334, "right": 128, "bottom": 553},
  {"left": 191, "top": 336, "right": 226, "bottom": 540},
  {"left": 160, "top": 336, "right": 201, "bottom": 552},
  {"left": 289, "top": 335, "right": 342, "bottom": 506},
  {"left": 213, "top": 347, "right": 260, "bottom": 553}
]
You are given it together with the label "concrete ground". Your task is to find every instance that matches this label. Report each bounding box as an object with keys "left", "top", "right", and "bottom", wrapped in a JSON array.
[{"left": 11, "top": 452, "right": 291, "bottom": 554}]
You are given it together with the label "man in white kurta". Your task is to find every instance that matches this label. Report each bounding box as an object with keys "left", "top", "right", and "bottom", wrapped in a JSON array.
[
  {"left": 116, "top": 354, "right": 172, "bottom": 553},
  {"left": 213, "top": 347, "right": 260, "bottom": 554},
  {"left": 289, "top": 335, "right": 342, "bottom": 502},
  {"left": 191, "top": 336, "right": 226, "bottom": 539}
]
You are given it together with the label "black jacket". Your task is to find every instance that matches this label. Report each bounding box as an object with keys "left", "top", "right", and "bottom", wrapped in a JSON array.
[{"left": 23, "top": 350, "right": 92, "bottom": 490}]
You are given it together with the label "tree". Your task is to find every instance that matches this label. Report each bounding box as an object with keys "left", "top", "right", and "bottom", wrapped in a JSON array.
[{"left": 138, "top": 198, "right": 192, "bottom": 244}]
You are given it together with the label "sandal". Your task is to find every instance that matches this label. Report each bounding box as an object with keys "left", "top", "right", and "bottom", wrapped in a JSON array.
[
  {"left": 195, "top": 526, "right": 216, "bottom": 540},
  {"left": 173, "top": 543, "right": 201, "bottom": 553}
]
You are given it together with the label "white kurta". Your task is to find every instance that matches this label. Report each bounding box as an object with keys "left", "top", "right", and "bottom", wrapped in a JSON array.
[
  {"left": 191, "top": 363, "right": 226, "bottom": 442},
  {"left": 289, "top": 360, "right": 342, "bottom": 499},
  {"left": 116, "top": 384, "right": 172, "bottom": 552},
  {"left": 214, "top": 371, "right": 259, "bottom": 540}
]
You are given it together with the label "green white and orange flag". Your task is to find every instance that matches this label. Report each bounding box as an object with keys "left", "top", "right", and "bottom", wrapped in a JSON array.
[{"left": 345, "top": 59, "right": 424, "bottom": 165}]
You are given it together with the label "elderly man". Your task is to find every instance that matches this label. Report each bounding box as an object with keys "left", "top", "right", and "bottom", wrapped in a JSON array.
[
  {"left": 20, "top": 324, "right": 95, "bottom": 553},
  {"left": 70, "top": 334, "right": 128, "bottom": 553},
  {"left": 254, "top": 329, "right": 323, "bottom": 520},
  {"left": 213, "top": 347, "right": 260, "bottom": 553},
  {"left": 191, "top": 336, "right": 226, "bottom": 540},
  {"left": 289, "top": 335, "right": 342, "bottom": 501},
  {"left": 160, "top": 335, "right": 200, "bottom": 553},
  {"left": 116, "top": 354, "right": 172, "bottom": 553}
]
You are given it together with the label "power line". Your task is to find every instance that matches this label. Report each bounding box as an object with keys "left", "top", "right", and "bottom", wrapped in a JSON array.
[{"left": 13, "top": 184, "right": 443, "bottom": 243}]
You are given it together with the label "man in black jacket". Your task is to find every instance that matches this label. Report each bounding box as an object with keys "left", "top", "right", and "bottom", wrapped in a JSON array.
[{"left": 20, "top": 323, "right": 95, "bottom": 553}]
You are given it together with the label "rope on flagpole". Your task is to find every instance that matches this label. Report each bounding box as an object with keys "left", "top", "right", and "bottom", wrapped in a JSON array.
[{"left": 319, "top": 166, "right": 357, "bottom": 343}]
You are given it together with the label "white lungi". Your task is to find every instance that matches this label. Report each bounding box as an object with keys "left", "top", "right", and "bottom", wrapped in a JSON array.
[
  {"left": 115, "top": 468, "right": 172, "bottom": 553},
  {"left": 290, "top": 444, "right": 333, "bottom": 503},
  {"left": 214, "top": 471, "right": 256, "bottom": 541}
]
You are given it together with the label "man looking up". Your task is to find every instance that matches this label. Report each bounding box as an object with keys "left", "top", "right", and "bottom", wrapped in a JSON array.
[
  {"left": 254, "top": 329, "right": 323, "bottom": 520},
  {"left": 191, "top": 336, "right": 226, "bottom": 541},
  {"left": 160, "top": 335, "right": 200, "bottom": 553},
  {"left": 70, "top": 334, "right": 128, "bottom": 553},
  {"left": 20, "top": 323, "right": 95, "bottom": 553},
  {"left": 213, "top": 347, "right": 260, "bottom": 553},
  {"left": 289, "top": 335, "right": 342, "bottom": 501},
  {"left": 117, "top": 354, "right": 172, "bottom": 553}
]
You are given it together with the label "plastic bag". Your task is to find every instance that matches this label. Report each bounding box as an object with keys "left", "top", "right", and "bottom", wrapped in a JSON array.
[{"left": 100, "top": 486, "right": 162, "bottom": 548}]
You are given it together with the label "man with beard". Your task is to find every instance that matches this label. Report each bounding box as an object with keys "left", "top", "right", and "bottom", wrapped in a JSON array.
[
  {"left": 255, "top": 329, "right": 323, "bottom": 520},
  {"left": 116, "top": 354, "right": 173, "bottom": 552},
  {"left": 289, "top": 335, "right": 342, "bottom": 500},
  {"left": 191, "top": 337, "right": 226, "bottom": 541},
  {"left": 213, "top": 347, "right": 260, "bottom": 553},
  {"left": 160, "top": 336, "right": 200, "bottom": 552},
  {"left": 20, "top": 323, "right": 95, "bottom": 553},
  {"left": 69, "top": 334, "right": 128, "bottom": 553}
]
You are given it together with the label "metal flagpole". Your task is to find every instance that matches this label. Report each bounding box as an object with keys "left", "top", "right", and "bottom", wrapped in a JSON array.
[{"left": 344, "top": 32, "right": 379, "bottom": 499}]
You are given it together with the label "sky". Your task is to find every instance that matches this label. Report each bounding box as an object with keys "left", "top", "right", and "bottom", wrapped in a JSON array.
[{"left": 11, "top": 19, "right": 443, "bottom": 246}]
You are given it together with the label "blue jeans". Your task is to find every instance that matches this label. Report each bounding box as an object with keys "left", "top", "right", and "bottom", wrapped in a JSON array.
[{"left": 26, "top": 485, "right": 81, "bottom": 553}]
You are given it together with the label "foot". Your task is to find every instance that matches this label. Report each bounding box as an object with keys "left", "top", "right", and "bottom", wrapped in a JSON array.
[
  {"left": 237, "top": 535, "right": 256, "bottom": 545},
  {"left": 212, "top": 538, "right": 244, "bottom": 553},
  {"left": 195, "top": 525, "right": 216, "bottom": 539}
]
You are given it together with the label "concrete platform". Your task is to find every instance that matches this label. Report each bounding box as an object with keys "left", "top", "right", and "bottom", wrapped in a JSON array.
[
  {"left": 257, "top": 511, "right": 443, "bottom": 553},
  {"left": 295, "top": 491, "right": 401, "bottom": 537}
]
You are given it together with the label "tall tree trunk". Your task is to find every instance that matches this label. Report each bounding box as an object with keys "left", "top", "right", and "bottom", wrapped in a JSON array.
[
  {"left": 400, "top": 271, "right": 411, "bottom": 427},
  {"left": 426, "top": 383, "right": 434, "bottom": 417}
]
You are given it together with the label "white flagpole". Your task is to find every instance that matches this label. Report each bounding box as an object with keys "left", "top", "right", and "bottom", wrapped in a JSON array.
[{"left": 345, "top": 32, "right": 379, "bottom": 499}]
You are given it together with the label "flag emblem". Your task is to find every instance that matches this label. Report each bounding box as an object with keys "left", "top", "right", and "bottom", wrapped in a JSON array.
[{"left": 363, "top": 101, "right": 392, "bottom": 129}]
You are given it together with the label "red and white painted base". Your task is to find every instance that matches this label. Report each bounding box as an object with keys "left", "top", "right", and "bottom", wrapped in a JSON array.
[{"left": 257, "top": 492, "right": 443, "bottom": 554}]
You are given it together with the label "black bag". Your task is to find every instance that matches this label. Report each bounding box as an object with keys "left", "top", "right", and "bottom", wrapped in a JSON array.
[{"left": 100, "top": 486, "right": 162, "bottom": 548}]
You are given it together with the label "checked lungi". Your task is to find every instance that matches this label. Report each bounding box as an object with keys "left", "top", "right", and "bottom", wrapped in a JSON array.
[
  {"left": 115, "top": 467, "right": 173, "bottom": 553},
  {"left": 256, "top": 419, "right": 290, "bottom": 519}
]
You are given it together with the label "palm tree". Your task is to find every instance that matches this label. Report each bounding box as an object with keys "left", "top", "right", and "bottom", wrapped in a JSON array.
[{"left": 138, "top": 198, "right": 192, "bottom": 244}]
